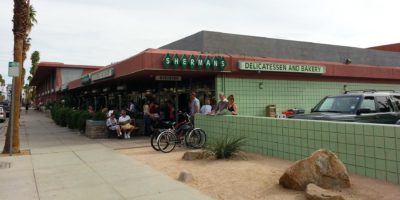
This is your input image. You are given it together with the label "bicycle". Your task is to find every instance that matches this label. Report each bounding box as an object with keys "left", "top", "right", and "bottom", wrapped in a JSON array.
[{"left": 156, "top": 113, "right": 206, "bottom": 153}]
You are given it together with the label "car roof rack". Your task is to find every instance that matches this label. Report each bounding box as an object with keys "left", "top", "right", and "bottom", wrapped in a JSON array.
[{"left": 344, "top": 89, "right": 396, "bottom": 94}]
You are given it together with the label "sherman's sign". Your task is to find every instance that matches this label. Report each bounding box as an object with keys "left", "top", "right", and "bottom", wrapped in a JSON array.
[
  {"left": 238, "top": 61, "right": 325, "bottom": 74},
  {"left": 163, "top": 53, "right": 226, "bottom": 71}
]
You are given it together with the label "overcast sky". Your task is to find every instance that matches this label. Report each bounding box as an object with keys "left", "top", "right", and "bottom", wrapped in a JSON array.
[{"left": 1, "top": 0, "right": 399, "bottom": 84}]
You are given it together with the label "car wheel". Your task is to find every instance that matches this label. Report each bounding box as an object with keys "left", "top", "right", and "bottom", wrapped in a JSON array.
[{"left": 396, "top": 120, "right": 400, "bottom": 125}]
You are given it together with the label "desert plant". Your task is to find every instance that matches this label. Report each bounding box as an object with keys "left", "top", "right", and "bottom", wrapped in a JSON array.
[{"left": 206, "top": 136, "right": 246, "bottom": 159}]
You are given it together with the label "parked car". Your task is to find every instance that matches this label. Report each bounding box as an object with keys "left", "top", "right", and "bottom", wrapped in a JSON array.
[
  {"left": 293, "top": 90, "right": 400, "bottom": 124},
  {"left": 0, "top": 102, "right": 9, "bottom": 117},
  {"left": 0, "top": 107, "right": 6, "bottom": 122}
]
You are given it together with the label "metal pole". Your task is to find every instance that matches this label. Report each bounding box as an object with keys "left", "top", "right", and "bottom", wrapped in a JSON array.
[{"left": 9, "top": 78, "right": 16, "bottom": 156}]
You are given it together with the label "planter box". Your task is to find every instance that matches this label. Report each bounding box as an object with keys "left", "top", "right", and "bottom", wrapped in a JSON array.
[{"left": 85, "top": 120, "right": 107, "bottom": 139}]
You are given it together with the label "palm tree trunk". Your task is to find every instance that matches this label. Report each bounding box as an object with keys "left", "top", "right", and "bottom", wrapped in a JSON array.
[{"left": 3, "top": 0, "right": 28, "bottom": 154}]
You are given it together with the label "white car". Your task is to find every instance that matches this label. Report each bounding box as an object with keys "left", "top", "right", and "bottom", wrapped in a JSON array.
[{"left": 0, "top": 107, "right": 6, "bottom": 122}]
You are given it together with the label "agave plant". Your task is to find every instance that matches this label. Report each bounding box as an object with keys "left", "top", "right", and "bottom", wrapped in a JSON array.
[{"left": 207, "top": 136, "right": 246, "bottom": 159}]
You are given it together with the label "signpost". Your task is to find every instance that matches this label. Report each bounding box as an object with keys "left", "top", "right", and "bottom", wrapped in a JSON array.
[{"left": 8, "top": 62, "right": 19, "bottom": 156}]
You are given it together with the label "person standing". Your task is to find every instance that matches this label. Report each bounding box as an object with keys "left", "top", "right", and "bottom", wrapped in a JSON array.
[
  {"left": 209, "top": 92, "right": 229, "bottom": 115},
  {"left": 189, "top": 92, "right": 200, "bottom": 120},
  {"left": 200, "top": 98, "right": 212, "bottom": 114},
  {"left": 143, "top": 101, "right": 151, "bottom": 136},
  {"left": 227, "top": 95, "right": 238, "bottom": 115}
]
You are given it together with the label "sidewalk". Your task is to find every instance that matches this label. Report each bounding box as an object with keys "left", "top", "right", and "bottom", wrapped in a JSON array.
[{"left": 0, "top": 110, "right": 213, "bottom": 200}]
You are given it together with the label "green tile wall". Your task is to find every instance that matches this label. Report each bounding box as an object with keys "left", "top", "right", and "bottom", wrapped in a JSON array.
[
  {"left": 196, "top": 115, "right": 400, "bottom": 184},
  {"left": 216, "top": 77, "right": 400, "bottom": 116}
]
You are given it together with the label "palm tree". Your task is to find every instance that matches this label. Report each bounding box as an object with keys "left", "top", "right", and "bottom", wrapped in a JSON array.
[
  {"left": 28, "top": 51, "right": 40, "bottom": 104},
  {"left": 0, "top": 74, "right": 5, "bottom": 86},
  {"left": 3, "top": 0, "right": 29, "bottom": 154},
  {"left": 30, "top": 51, "right": 40, "bottom": 76}
]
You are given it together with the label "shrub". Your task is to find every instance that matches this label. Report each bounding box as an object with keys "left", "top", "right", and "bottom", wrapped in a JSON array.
[
  {"left": 70, "top": 111, "right": 83, "bottom": 129},
  {"left": 92, "top": 112, "right": 107, "bottom": 121},
  {"left": 66, "top": 110, "right": 79, "bottom": 129},
  {"left": 206, "top": 136, "right": 246, "bottom": 159},
  {"left": 59, "top": 107, "right": 71, "bottom": 127},
  {"left": 77, "top": 111, "right": 92, "bottom": 131}
]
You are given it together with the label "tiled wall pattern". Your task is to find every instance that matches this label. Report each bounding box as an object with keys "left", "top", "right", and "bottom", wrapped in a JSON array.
[
  {"left": 196, "top": 115, "right": 400, "bottom": 184},
  {"left": 216, "top": 77, "right": 400, "bottom": 116}
]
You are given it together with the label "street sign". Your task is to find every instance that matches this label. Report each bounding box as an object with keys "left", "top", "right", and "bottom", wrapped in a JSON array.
[{"left": 8, "top": 62, "right": 19, "bottom": 77}]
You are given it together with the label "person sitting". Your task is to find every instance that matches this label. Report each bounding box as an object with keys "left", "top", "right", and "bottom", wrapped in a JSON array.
[
  {"left": 118, "top": 110, "right": 134, "bottom": 139},
  {"left": 227, "top": 95, "right": 238, "bottom": 115},
  {"left": 106, "top": 113, "right": 122, "bottom": 138},
  {"left": 200, "top": 98, "right": 212, "bottom": 114},
  {"left": 208, "top": 92, "right": 229, "bottom": 115}
]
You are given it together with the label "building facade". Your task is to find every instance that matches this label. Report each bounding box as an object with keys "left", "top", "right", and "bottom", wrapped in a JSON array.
[
  {"left": 30, "top": 62, "right": 102, "bottom": 105},
  {"left": 33, "top": 31, "right": 400, "bottom": 116}
]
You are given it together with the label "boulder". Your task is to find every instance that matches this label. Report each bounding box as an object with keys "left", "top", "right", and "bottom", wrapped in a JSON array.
[
  {"left": 279, "top": 149, "right": 350, "bottom": 191},
  {"left": 178, "top": 170, "right": 193, "bottom": 183},
  {"left": 305, "top": 183, "right": 344, "bottom": 200},
  {"left": 182, "top": 151, "right": 203, "bottom": 160}
]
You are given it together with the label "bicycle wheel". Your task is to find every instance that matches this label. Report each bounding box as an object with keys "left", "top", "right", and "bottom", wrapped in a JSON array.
[
  {"left": 157, "top": 130, "right": 177, "bottom": 153},
  {"left": 150, "top": 132, "right": 160, "bottom": 151},
  {"left": 185, "top": 128, "right": 206, "bottom": 148}
]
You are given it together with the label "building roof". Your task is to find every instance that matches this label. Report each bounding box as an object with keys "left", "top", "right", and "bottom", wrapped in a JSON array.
[
  {"left": 369, "top": 43, "right": 400, "bottom": 52},
  {"left": 160, "top": 31, "right": 400, "bottom": 67},
  {"left": 30, "top": 62, "right": 103, "bottom": 86}
]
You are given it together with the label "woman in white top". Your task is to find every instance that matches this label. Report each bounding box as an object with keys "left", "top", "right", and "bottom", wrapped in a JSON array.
[
  {"left": 106, "top": 113, "right": 122, "bottom": 137},
  {"left": 200, "top": 98, "right": 212, "bottom": 114}
]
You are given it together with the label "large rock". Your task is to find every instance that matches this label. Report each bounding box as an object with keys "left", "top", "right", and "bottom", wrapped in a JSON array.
[
  {"left": 305, "top": 183, "right": 344, "bottom": 200},
  {"left": 182, "top": 151, "right": 203, "bottom": 160},
  {"left": 279, "top": 149, "right": 350, "bottom": 191},
  {"left": 178, "top": 170, "right": 194, "bottom": 183}
]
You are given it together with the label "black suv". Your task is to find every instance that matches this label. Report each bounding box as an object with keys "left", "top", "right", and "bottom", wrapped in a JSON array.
[{"left": 294, "top": 90, "right": 400, "bottom": 124}]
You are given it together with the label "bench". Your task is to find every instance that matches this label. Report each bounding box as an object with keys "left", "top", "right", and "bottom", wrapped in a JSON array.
[{"left": 107, "top": 120, "right": 140, "bottom": 139}]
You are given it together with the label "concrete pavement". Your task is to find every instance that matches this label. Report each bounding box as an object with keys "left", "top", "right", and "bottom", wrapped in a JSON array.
[{"left": 0, "top": 110, "right": 213, "bottom": 200}]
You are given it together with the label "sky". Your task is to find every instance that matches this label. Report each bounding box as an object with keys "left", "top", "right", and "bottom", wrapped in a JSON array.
[{"left": 1, "top": 0, "right": 399, "bottom": 84}]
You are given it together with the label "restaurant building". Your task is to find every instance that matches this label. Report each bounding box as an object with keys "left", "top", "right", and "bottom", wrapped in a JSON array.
[
  {"left": 34, "top": 31, "right": 400, "bottom": 115},
  {"left": 30, "top": 62, "right": 102, "bottom": 105}
]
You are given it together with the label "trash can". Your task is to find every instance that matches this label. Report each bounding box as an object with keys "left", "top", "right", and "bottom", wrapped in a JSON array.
[{"left": 266, "top": 105, "right": 276, "bottom": 118}]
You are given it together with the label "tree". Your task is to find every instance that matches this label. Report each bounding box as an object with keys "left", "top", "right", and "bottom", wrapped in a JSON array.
[
  {"left": 21, "top": 4, "right": 36, "bottom": 86},
  {"left": 30, "top": 51, "right": 40, "bottom": 75},
  {"left": 3, "top": 0, "right": 29, "bottom": 154},
  {"left": 0, "top": 74, "right": 5, "bottom": 86},
  {"left": 28, "top": 51, "right": 40, "bottom": 104}
]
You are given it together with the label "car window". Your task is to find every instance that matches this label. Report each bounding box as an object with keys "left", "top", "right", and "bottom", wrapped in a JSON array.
[
  {"left": 375, "top": 96, "right": 394, "bottom": 112},
  {"left": 315, "top": 96, "right": 360, "bottom": 113},
  {"left": 392, "top": 96, "right": 400, "bottom": 110},
  {"left": 359, "top": 96, "right": 376, "bottom": 112}
]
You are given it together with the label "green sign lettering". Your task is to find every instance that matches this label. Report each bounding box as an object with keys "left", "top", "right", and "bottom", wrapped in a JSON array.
[
  {"left": 163, "top": 53, "right": 171, "bottom": 68},
  {"left": 173, "top": 54, "right": 180, "bottom": 68},
  {"left": 204, "top": 56, "right": 211, "bottom": 69},
  {"left": 181, "top": 54, "right": 188, "bottom": 69},
  {"left": 197, "top": 55, "right": 204, "bottom": 69},
  {"left": 219, "top": 57, "right": 226, "bottom": 70},
  {"left": 162, "top": 53, "right": 226, "bottom": 71},
  {"left": 189, "top": 55, "right": 196, "bottom": 70}
]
